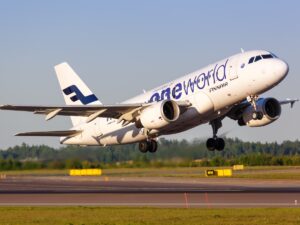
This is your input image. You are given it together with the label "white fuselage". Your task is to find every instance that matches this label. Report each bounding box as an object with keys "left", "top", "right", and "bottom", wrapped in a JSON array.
[{"left": 61, "top": 50, "right": 288, "bottom": 146}]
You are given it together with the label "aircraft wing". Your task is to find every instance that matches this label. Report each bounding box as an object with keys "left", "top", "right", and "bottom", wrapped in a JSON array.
[
  {"left": 0, "top": 101, "right": 190, "bottom": 123},
  {"left": 0, "top": 104, "right": 143, "bottom": 122},
  {"left": 279, "top": 98, "right": 299, "bottom": 108},
  {"left": 15, "top": 130, "right": 82, "bottom": 137},
  {"left": 227, "top": 98, "right": 298, "bottom": 120}
]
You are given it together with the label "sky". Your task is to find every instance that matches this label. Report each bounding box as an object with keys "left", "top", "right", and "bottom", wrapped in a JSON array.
[{"left": 0, "top": 0, "right": 299, "bottom": 149}]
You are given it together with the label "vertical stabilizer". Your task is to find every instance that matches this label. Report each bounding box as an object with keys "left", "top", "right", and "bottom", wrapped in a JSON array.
[{"left": 54, "top": 62, "right": 102, "bottom": 126}]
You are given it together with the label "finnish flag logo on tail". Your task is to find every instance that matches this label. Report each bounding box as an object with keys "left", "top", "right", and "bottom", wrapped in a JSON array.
[
  {"left": 63, "top": 85, "right": 98, "bottom": 105},
  {"left": 55, "top": 62, "right": 102, "bottom": 126}
]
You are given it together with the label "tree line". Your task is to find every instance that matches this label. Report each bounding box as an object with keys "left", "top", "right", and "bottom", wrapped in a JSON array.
[{"left": 0, "top": 138, "right": 299, "bottom": 170}]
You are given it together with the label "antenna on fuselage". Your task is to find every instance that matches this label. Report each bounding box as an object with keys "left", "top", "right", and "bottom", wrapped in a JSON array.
[{"left": 240, "top": 48, "right": 245, "bottom": 53}]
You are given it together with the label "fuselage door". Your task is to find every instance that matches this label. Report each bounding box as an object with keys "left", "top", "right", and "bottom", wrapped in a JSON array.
[{"left": 228, "top": 56, "right": 240, "bottom": 81}]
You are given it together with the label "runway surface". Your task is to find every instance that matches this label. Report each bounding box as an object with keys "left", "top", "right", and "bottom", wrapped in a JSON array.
[{"left": 0, "top": 175, "right": 300, "bottom": 207}]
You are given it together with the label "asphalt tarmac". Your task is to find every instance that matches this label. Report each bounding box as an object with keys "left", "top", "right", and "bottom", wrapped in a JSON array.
[{"left": 0, "top": 176, "right": 300, "bottom": 207}]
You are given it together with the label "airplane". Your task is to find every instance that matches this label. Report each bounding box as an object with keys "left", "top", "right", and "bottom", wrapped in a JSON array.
[{"left": 0, "top": 50, "right": 298, "bottom": 153}]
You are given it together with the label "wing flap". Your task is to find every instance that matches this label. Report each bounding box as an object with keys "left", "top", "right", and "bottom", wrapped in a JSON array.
[{"left": 15, "top": 130, "right": 82, "bottom": 137}]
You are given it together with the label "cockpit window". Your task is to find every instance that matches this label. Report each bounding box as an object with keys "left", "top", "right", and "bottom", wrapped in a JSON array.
[
  {"left": 270, "top": 52, "right": 278, "bottom": 58},
  {"left": 262, "top": 54, "right": 273, "bottom": 59},
  {"left": 254, "top": 55, "right": 262, "bottom": 62},
  {"left": 248, "top": 57, "right": 255, "bottom": 64},
  {"left": 248, "top": 53, "right": 275, "bottom": 64}
]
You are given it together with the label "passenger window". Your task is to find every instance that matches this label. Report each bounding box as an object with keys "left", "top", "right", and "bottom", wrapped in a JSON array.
[
  {"left": 262, "top": 54, "right": 273, "bottom": 59},
  {"left": 248, "top": 57, "right": 255, "bottom": 64},
  {"left": 254, "top": 55, "right": 262, "bottom": 62}
]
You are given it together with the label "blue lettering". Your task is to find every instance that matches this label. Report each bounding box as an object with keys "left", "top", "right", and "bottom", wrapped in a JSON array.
[
  {"left": 149, "top": 93, "right": 160, "bottom": 102},
  {"left": 212, "top": 64, "right": 218, "bottom": 83},
  {"left": 207, "top": 69, "right": 214, "bottom": 86},
  {"left": 183, "top": 78, "right": 196, "bottom": 95},
  {"left": 196, "top": 73, "right": 207, "bottom": 90},
  {"left": 216, "top": 59, "right": 228, "bottom": 81},
  {"left": 161, "top": 88, "right": 171, "bottom": 100},
  {"left": 172, "top": 83, "right": 182, "bottom": 99},
  {"left": 147, "top": 59, "right": 229, "bottom": 102}
]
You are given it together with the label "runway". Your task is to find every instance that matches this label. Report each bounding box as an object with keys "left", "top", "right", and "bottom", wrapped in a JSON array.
[{"left": 0, "top": 175, "right": 300, "bottom": 207}]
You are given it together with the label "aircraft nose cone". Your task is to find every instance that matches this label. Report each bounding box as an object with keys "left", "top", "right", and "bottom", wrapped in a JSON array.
[
  {"left": 275, "top": 60, "right": 289, "bottom": 80},
  {"left": 268, "top": 59, "right": 289, "bottom": 86}
]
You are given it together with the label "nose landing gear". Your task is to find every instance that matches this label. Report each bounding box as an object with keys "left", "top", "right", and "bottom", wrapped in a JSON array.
[
  {"left": 247, "top": 95, "right": 263, "bottom": 120},
  {"left": 206, "top": 119, "right": 225, "bottom": 151},
  {"left": 139, "top": 140, "right": 158, "bottom": 153},
  {"left": 252, "top": 111, "right": 263, "bottom": 120}
]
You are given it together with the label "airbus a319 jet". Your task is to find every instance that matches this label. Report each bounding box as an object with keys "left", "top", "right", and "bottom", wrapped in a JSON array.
[{"left": 1, "top": 50, "right": 298, "bottom": 152}]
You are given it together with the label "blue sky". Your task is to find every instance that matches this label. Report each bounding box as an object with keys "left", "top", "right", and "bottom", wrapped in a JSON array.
[{"left": 0, "top": 0, "right": 299, "bottom": 148}]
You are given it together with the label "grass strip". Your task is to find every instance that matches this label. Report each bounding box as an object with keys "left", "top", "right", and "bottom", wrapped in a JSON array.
[{"left": 0, "top": 207, "right": 299, "bottom": 225}]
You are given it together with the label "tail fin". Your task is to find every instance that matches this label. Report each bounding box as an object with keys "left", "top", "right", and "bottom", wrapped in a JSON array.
[{"left": 54, "top": 62, "right": 102, "bottom": 126}]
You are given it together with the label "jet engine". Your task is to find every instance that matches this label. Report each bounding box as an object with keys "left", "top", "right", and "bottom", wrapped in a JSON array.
[
  {"left": 136, "top": 100, "right": 180, "bottom": 129},
  {"left": 239, "top": 98, "right": 281, "bottom": 127}
]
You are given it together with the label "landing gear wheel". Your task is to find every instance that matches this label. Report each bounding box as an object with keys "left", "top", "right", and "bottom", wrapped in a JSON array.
[
  {"left": 138, "top": 142, "right": 148, "bottom": 153},
  {"left": 206, "top": 138, "right": 216, "bottom": 151},
  {"left": 206, "top": 119, "right": 226, "bottom": 151},
  {"left": 206, "top": 138, "right": 225, "bottom": 151},
  {"left": 257, "top": 111, "right": 263, "bottom": 120},
  {"left": 149, "top": 140, "right": 158, "bottom": 153},
  {"left": 238, "top": 118, "right": 246, "bottom": 126},
  {"left": 252, "top": 111, "right": 263, "bottom": 120},
  {"left": 215, "top": 138, "right": 225, "bottom": 151},
  {"left": 139, "top": 140, "right": 158, "bottom": 153}
]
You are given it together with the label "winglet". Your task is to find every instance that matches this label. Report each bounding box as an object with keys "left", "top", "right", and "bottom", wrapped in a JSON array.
[
  {"left": 280, "top": 98, "right": 299, "bottom": 108},
  {"left": 290, "top": 99, "right": 299, "bottom": 108}
]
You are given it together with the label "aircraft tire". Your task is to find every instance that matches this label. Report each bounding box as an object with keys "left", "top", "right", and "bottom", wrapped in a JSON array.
[
  {"left": 257, "top": 111, "right": 263, "bottom": 120},
  {"left": 206, "top": 138, "right": 216, "bottom": 151},
  {"left": 252, "top": 111, "right": 263, "bottom": 120},
  {"left": 139, "top": 141, "right": 148, "bottom": 153},
  {"left": 149, "top": 140, "right": 158, "bottom": 153},
  {"left": 215, "top": 138, "right": 225, "bottom": 151}
]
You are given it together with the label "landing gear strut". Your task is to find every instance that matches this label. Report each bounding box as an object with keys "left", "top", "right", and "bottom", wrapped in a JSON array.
[
  {"left": 247, "top": 95, "right": 263, "bottom": 120},
  {"left": 139, "top": 140, "right": 158, "bottom": 153},
  {"left": 206, "top": 119, "right": 225, "bottom": 151}
]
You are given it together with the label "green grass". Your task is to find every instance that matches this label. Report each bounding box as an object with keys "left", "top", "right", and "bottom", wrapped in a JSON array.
[
  {"left": 103, "top": 166, "right": 300, "bottom": 180},
  {"left": 0, "top": 207, "right": 299, "bottom": 225},
  {"left": 0, "top": 169, "right": 69, "bottom": 176},
  {"left": 2, "top": 166, "right": 300, "bottom": 180}
]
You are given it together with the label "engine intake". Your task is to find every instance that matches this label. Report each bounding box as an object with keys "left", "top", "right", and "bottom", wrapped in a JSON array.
[
  {"left": 136, "top": 100, "right": 180, "bottom": 129},
  {"left": 241, "top": 98, "right": 281, "bottom": 127}
]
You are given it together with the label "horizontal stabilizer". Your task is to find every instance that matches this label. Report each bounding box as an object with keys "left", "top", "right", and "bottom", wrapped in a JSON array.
[{"left": 15, "top": 130, "right": 82, "bottom": 137}]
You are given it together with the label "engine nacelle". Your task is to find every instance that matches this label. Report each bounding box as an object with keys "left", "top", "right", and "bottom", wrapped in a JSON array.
[
  {"left": 136, "top": 100, "right": 180, "bottom": 130},
  {"left": 240, "top": 98, "right": 281, "bottom": 127}
]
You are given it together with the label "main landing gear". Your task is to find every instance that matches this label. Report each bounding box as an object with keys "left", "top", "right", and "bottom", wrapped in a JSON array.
[
  {"left": 206, "top": 119, "right": 225, "bottom": 151},
  {"left": 139, "top": 140, "right": 158, "bottom": 153},
  {"left": 247, "top": 95, "right": 263, "bottom": 120}
]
